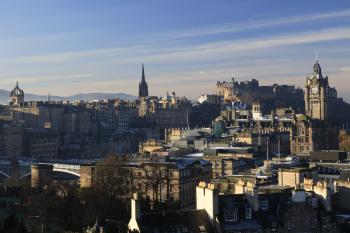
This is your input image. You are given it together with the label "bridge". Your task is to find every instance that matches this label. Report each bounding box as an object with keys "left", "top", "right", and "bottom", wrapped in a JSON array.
[{"left": 0, "top": 160, "right": 82, "bottom": 179}]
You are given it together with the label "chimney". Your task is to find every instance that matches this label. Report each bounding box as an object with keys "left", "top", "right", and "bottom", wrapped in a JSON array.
[
  {"left": 131, "top": 193, "right": 141, "bottom": 220},
  {"left": 244, "top": 183, "right": 259, "bottom": 211},
  {"left": 196, "top": 182, "right": 219, "bottom": 225},
  {"left": 128, "top": 193, "right": 141, "bottom": 232},
  {"left": 314, "top": 181, "right": 332, "bottom": 212}
]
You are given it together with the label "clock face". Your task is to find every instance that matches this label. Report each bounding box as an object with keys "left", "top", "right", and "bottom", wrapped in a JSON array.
[{"left": 311, "top": 86, "right": 318, "bottom": 94}]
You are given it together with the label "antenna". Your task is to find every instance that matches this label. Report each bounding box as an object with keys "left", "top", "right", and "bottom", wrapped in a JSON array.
[{"left": 315, "top": 51, "right": 318, "bottom": 62}]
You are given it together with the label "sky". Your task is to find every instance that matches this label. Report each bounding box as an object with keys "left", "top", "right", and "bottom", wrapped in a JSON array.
[{"left": 0, "top": 0, "right": 350, "bottom": 101}]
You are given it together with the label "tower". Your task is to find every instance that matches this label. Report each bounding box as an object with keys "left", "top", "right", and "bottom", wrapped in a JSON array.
[
  {"left": 10, "top": 81, "right": 24, "bottom": 106},
  {"left": 138, "top": 64, "right": 149, "bottom": 98},
  {"left": 304, "top": 59, "right": 329, "bottom": 120},
  {"left": 252, "top": 102, "right": 262, "bottom": 120}
]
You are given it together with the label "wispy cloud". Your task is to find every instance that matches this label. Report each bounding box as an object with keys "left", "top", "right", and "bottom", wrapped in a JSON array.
[
  {"left": 135, "top": 26, "right": 350, "bottom": 64},
  {"left": 12, "top": 26, "right": 350, "bottom": 66},
  {"left": 167, "top": 9, "right": 350, "bottom": 39}
]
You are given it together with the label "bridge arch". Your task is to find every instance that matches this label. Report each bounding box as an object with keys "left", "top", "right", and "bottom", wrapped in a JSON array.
[
  {"left": 53, "top": 168, "right": 80, "bottom": 177},
  {"left": 0, "top": 171, "right": 10, "bottom": 178},
  {"left": 19, "top": 173, "right": 31, "bottom": 179},
  {"left": 19, "top": 169, "right": 80, "bottom": 179}
]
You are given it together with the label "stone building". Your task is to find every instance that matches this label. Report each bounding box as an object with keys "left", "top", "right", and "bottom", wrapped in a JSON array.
[
  {"left": 216, "top": 77, "right": 239, "bottom": 103},
  {"left": 0, "top": 121, "right": 24, "bottom": 159},
  {"left": 304, "top": 59, "right": 337, "bottom": 121},
  {"left": 131, "top": 158, "right": 212, "bottom": 208},
  {"left": 278, "top": 167, "right": 318, "bottom": 188},
  {"left": 23, "top": 128, "right": 59, "bottom": 159},
  {"left": 12, "top": 101, "right": 65, "bottom": 130},
  {"left": 291, "top": 60, "right": 339, "bottom": 156},
  {"left": 201, "top": 149, "right": 256, "bottom": 178},
  {"left": 81, "top": 157, "right": 212, "bottom": 209}
]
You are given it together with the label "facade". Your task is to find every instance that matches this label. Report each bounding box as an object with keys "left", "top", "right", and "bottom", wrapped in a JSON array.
[
  {"left": 201, "top": 152, "right": 254, "bottom": 178},
  {"left": 131, "top": 158, "right": 212, "bottom": 208},
  {"left": 80, "top": 157, "right": 212, "bottom": 208},
  {"left": 216, "top": 78, "right": 239, "bottom": 103},
  {"left": 0, "top": 122, "right": 24, "bottom": 159},
  {"left": 23, "top": 128, "right": 59, "bottom": 159},
  {"left": 290, "top": 115, "right": 339, "bottom": 155},
  {"left": 198, "top": 94, "right": 222, "bottom": 105},
  {"left": 278, "top": 167, "right": 318, "bottom": 188}
]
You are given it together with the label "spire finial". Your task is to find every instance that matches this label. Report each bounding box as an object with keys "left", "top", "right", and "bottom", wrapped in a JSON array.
[
  {"left": 315, "top": 50, "right": 318, "bottom": 62},
  {"left": 142, "top": 63, "right": 145, "bottom": 82}
]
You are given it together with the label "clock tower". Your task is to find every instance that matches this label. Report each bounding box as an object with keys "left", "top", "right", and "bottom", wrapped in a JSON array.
[{"left": 304, "top": 59, "right": 329, "bottom": 120}]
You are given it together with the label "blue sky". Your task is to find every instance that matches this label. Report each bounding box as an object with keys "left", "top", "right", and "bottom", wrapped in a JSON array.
[{"left": 0, "top": 0, "right": 350, "bottom": 101}]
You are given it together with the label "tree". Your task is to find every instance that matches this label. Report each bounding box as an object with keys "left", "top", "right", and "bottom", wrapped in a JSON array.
[{"left": 1, "top": 214, "right": 28, "bottom": 233}]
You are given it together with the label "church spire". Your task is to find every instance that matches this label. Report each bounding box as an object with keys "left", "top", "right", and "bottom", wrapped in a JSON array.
[
  {"left": 138, "top": 64, "right": 149, "bottom": 98},
  {"left": 315, "top": 50, "right": 318, "bottom": 63},
  {"left": 142, "top": 63, "right": 145, "bottom": 82}
]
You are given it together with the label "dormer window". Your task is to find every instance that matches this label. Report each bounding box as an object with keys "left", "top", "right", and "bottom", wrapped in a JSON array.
[
  {"left": 309, "top": 217, "right": 316, "bottom": 229},
  {"left": 260, "top": 200, "right": 269, "bottom": 210},
  {"left": 271, "top": 221, "right": 278, "bottom": 232},
  {"left": 224, "top": 208, "right": 238, "bottom": 223},
  {"left": 245, "top": 207, "right": 252, "bottom": 220},
  {"left": 287, "top": 218, "right": 295, "bottom": 230}
]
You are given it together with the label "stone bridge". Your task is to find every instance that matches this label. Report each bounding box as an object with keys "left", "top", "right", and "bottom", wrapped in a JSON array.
[{"left": 0, "top": 161, "right": 81, "bottom": 179}]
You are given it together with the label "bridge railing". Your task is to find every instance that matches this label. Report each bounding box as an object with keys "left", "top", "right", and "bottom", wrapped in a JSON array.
[{"left": 52, "top": 164, "right": 80, "bottom": 170}]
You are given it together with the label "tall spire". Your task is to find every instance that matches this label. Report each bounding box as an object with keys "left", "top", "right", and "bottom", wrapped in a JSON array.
[
  {"left": 138, "top": 64, "right": 149, "bottom": 98},
  {"left": 315, "top": 50, "right": 318, "bottom": 63},
  {"left": 142, "top": 63, "right": 145, "bottom": 82}
]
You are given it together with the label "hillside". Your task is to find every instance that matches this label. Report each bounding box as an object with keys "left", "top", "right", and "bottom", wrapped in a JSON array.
[{"left": 0, "top": 89, "right": 136, "bottom": 104}]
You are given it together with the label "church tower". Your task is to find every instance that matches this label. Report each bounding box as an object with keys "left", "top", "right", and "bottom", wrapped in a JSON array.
[
  {"left": 10, "top": 81, "right": 24, "bottom": 107},
  {"left": 138, "top": 64, "right": 149, "bottom": 98},
  {"left": 304, "top": 59, "right": 329, "bottom": 120}
]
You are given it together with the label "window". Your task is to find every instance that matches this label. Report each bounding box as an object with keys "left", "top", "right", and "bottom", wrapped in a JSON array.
[
  {"left": 245, "top": 207, "right": 252, "bottom": 220},
  {"left": 271, "top": 221, "right": 278, "bottom": 232},
  {"left": 309, "top": 217, "right": 316, "bottom": 229},
  {"left": 287, "top": 218, "right": 294, "bottom": 230},
  {"left": 224, "top": 209, "right": 238, "bottom": 222},
  {"left": 260, "top": 200, "right": 269, "bottom": 210},
  {"left": 198, "top": 225, "right": 206, "bottom": 232},
  {"left": 321, "top": 216, "right": 329, "bottom": 227}
]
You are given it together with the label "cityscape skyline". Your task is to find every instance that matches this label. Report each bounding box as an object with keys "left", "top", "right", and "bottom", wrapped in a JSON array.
[
  {"left": 0, "top": 1, "right": 349, "bottom": 101},
  {"left": 1, "top": 2, "right": 350, "bottom": 232}
]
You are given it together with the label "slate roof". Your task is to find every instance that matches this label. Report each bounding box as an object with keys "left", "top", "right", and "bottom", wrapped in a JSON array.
[
  {"left": 218, "top": 195, "right": 262, "bottom": 231},
  {"left": 138, "top": 209, "right": 216, "bottom": 233}
]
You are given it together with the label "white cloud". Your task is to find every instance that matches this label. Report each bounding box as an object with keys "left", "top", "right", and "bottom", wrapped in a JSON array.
[{"left": 12, "top": 26, "right": 350, "bottom": 66}]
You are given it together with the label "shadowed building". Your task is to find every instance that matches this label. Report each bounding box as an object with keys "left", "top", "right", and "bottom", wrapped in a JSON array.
[{"left": 291, "top": 60, "right": 339, "bottom": 156}]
